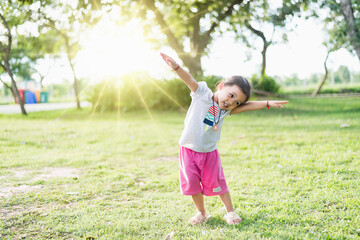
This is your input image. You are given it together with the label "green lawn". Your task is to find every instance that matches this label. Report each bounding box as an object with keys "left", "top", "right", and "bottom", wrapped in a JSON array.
[{"left": 0, "top": 97, "right": 359, "bottom": 239}]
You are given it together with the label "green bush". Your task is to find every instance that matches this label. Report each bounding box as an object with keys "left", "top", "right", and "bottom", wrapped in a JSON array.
[
  {"left": 85, "top": 73, "right": 224, "bottom": 112},
  {"left": 196, "top": 75, "right": 223, "bottom": 91},
  {"left": 251, "top": 74, "right": 280, "bottom": 93},
  {"left": 86, "top": 77, "right": 120, "bottom": 112}
]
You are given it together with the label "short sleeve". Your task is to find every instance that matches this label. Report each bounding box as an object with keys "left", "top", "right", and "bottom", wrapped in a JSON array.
[{"left": 190, "top": 81, "right": 210, "bottom": 98}]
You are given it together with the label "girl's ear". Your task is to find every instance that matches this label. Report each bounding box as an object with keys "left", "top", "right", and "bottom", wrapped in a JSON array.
[{"left": 218, "top": 81, "right": 225, "bottom": 90}]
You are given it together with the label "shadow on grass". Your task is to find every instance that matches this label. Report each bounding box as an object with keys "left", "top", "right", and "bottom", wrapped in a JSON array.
[{"left": 206, "top": 216, "right": 229, "bottom": 228}]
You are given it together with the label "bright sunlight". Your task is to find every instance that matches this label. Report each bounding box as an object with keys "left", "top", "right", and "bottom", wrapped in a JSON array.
[{"left": 75, "top": 18, "right": 167, "bottom": 82}]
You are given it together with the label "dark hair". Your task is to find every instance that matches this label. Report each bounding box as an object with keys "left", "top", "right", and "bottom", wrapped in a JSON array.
[{"left": 223, "top": 75, "right": 251, "bottom": 103}]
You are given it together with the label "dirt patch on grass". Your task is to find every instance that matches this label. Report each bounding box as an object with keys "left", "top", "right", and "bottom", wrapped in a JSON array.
[
  {"left": 13, "top": 169, "right": 33, "bottom": 179},
  {"left": 0, "top": 185, "right": 43, "bottom": 198},
  {"left": 9, "top": 167, "right": 80, "bottom": 181},
  {"left": 32, "top": 167, "right": 79, "bottom": 181},
  {"left": 0, "top": 167, "right": 80, "bottom": 198},
  {"left": 0, "top": 202, "right": 78, "bottom": 222}
]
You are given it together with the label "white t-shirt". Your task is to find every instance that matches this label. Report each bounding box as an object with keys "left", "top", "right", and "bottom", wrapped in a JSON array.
[{"left": 179, "top": 81, "right": 230, "bottom": 152}]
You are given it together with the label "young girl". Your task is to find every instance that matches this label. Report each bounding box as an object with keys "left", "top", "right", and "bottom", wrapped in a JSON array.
[{"left": 160, "top": 53, "right": 288, "bottom": 225}]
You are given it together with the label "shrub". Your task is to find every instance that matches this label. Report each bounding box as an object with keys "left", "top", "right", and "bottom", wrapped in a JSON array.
[
  {"left": 85, "top": 73, "right": 228, "bottom": 112},
  {"left": 196, "top": 75, "right": 223, "bottom": 91},
  {"left": 251, "top": 74, "right": 280, "bottom": 93},
  {"left": 85, "top": 77, "right": 120, "bottom": 112}
]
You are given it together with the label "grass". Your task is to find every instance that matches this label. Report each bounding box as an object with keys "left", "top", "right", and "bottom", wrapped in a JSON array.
[
  {"left": 280, "top": 83, "right": 360, "bottom": 95},
  {"left": 0, "top": 97, "right": 359, "bottom": 239}
]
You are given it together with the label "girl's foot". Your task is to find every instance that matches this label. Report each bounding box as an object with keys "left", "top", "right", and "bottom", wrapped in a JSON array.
[
  {"left": 224, "top": 211, "right": 242, "bottom": 225},
  {"left": 189, "top": 212, "right": 211, "bottom": 225}
]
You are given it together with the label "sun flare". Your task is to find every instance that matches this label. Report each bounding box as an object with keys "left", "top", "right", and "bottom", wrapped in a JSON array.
[{"left": 76, "top": 20, "right": 156, "bottom": 82}]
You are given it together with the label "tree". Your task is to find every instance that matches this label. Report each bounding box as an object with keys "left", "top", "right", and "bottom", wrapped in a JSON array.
[
  {"left": 0, "top": 3, "right": 29, "bottom": 114},
  {"left": 312, "top": 17, "right": 345, "bottom": 96},
  {"left": 43, "top": 18, "right": 82, "bottom": 109},
  {"left": 1, "top": 1, "right": 63, "bottom": 114},
  {"left": 319, "top": 0, "right": 360, "bottom": 62},
  {"left": 334, "top": 65, "right": 351, "bottom": 83},
  {"left": 26, "top": 0, "right": 110, "bottom": 109},
  {"left": 231, "top": 0, "right": 307, "bottom": 76},
  {"left": 340, "top": 0, "right": 360, "bottom": 61},
  {"left": 34, "top": 64, "right": 51, "bottom": 89},
  {"left": 312, "top": 48, "right": 333, "bottom": 96},
  {"left": 120, "top": 0, "right": 247, "bottom": 76}
]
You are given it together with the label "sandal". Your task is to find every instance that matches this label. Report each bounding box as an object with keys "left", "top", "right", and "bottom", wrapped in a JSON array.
[
  {"left": 189, "top": 212, "right": 211, "bottom": 225},
  {"left": 224, "top": 211, "right": 242, "bottom": 225}
]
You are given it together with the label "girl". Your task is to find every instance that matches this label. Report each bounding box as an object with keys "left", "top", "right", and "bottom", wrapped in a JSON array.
[{"left": 160, "top": 53, "right": 288, "bottom": 225}]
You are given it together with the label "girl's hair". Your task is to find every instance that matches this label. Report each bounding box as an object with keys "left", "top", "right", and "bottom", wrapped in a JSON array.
[{"left": 221, "top": 76, "right": 251, "bottom": 103}]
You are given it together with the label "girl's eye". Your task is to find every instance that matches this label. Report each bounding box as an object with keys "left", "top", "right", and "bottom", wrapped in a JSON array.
[
  {"left": 230, "top": 93, "right": 233, "bottom": 97},
  {"left": 236, "top": 101, "right": 240, "bottom": 106}
]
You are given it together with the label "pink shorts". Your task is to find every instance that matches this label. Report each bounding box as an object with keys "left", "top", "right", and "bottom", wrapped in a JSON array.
[{"left": 179, "top": 146, "right": 229, "bottom": 196}]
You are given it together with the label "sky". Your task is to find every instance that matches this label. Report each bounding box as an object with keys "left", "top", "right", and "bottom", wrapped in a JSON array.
[{"left": 35, "top": 13, "right": 360, "bottom": 85}]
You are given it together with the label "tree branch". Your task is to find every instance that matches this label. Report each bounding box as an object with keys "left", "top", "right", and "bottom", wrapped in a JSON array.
[
  {"left": 0, "top": 76, "right": 12, "bottom": 90},
  {"left": 0, "top": 61, "right": 13, "bottom": 94},
  {"left": 0, "top": 13, "right": 12, "bottom": 63},
  {"left": 142, "top": 0, "right": 184, "bottom": 55},
  {"left": 245, "top": 21, "right": 266, "bottom": 43},
  {"left": 202, "top": 0, "right": 245, "bottom": 46}
]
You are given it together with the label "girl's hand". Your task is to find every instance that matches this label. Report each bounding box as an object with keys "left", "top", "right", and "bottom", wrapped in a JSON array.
[
  {"left": 160, "top": 52, "right": 179, "bottom": 70},
  {"left": 269, "top": 101, "right": 289, "bottom": 108}
]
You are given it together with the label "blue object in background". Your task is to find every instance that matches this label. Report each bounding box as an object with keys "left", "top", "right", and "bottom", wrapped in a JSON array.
[
  {"left": 40, "top": 92, "right": 48, "bottom": 103},
  {"left": 25, "top": 91, "right": 37, "bottom": 104}
]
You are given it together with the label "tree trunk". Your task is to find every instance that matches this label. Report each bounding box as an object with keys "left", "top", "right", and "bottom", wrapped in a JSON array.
[
  {"left": 245, "top": 22, "right": 271, "bottom": 76},
  {"left": 6, "top": 64, "right": 27, "bottom": 114},
  {"left": 43, "top": 19, "right": 81, "bottom": 109},
  {"left": 69, "top": 59, "right": 81, "bottom": 109},
  {"left": 65, "top": 37, "right": 81, "bottom": 109},
  {"left": 261, "top": 42, "right": 269, "bottom": 76},
  {"left": 185, "top": 55, "right": 203, "bottom": 77},
  {"left": 312, "top": 51, "right": 331, "bottom": 96},
  {"left": 0, "top": 13, "right": 27, "bottom": 115},
  {"left": 340, "top": 0, "right": 360, "bottom": 61}
]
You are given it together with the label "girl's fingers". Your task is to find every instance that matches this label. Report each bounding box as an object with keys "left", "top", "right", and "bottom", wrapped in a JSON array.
[
  {"left": 160, "top": 52, "right": 167, "bottom": 58},
  {"left": 270, "top": 101, "right": 288, "bottom": 108},
  {"left": 166, "top": 60, "right": 175, "bottom": 68},
  {"left": 160, "top": 52, "right": 170, "bottom": 62},
  {"left": 160, "top": 53, "right": 176, "bottom": 66},
  {"left": 271, "top": 101, "right": 288, "bottom": 106}
]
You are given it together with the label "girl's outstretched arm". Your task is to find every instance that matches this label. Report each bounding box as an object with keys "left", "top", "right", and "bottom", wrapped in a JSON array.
[
  {"left": 160, "top": 52, "right": 198, "bottom": 92},
  {"left": 230, "top": 101, "right": 288, "bottom": 115}
]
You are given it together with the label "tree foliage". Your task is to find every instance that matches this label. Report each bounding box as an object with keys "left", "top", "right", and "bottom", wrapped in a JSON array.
[
  {"left": 119, "top": 0, "right": 249, "bottom": 76},
  {"left": 24, "top": 0, "right": 113, "bottom": 109},
  {"left": 320, "top": 0, "right": 360, "bottom": 61},
  {"left": 0, "top": 1, "right": 40, "bottom": 114}
]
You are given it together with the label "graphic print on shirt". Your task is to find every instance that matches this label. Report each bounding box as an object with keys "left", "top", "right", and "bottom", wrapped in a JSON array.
[{"left": 203, "top": 106, "right": 219, "bottom": 130}]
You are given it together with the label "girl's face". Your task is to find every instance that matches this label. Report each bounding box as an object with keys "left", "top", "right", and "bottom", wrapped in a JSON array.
[{"left": 214, "top": 84, "right": 246, "bottom": 110}]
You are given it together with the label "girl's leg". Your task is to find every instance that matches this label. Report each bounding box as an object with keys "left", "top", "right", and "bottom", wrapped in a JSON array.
[
  {"left": 192, "top": 192, "right": 206, "bottom": 216},
  {"left": 219, "top": 191, "right": 234, "bottom": 213},
  {"left": 219, "top": 191, "right": 242, "bottom": 224}
]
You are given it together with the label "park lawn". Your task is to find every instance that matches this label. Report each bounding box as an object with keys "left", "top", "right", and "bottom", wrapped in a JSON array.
[{"left": 0, "top": 97, "right": 359, "bottom": 239}]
